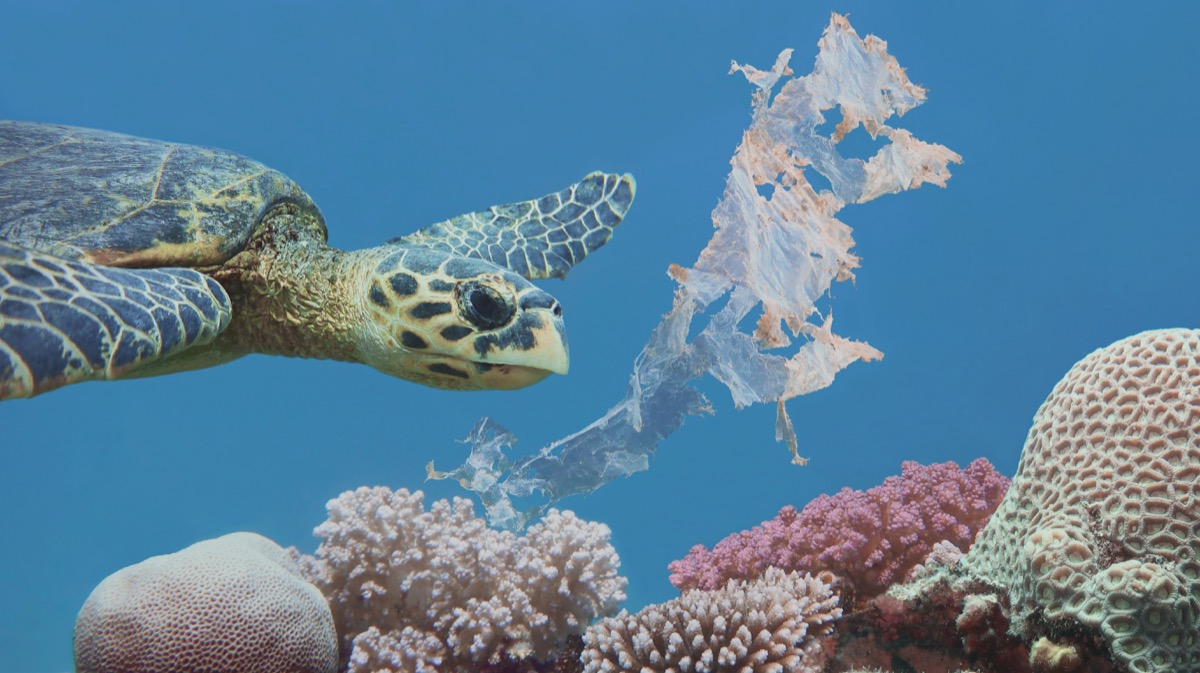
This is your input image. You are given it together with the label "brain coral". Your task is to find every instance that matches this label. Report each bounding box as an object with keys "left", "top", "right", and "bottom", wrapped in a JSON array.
[
  {"left": 582, "top": 567, "right": 841, "bottom": 673},
  {"left": 669, "top": 459, "right": 1009, "bottom": 601},
  {"left": 74, "top": 531, "right": 337, "bottom": 673},
  {"left": 300, "top": 487, "right": 626, "bottom": 672},
  {"left": 964, "top": 329, "right": 1200, "bottom": 673}
]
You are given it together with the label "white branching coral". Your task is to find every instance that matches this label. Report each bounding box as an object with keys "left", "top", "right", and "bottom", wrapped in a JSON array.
[
  {"left": 299, "top": 487, "right": 627, "bottom": 672},
  {"left": 582, "top": 568, "right": 842, "bottom": 673}
]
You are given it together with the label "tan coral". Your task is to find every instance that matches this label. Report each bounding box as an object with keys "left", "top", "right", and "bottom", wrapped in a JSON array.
[
  {"left": 581, "top": 567, "right": 841, "bottom": 673},
  {"left": 964, "top": 329, "right": 1200, "bottom": 673},
  {"left": 301, "top": 487, "right": 626, "bottom": 671},
  {"left": 74, "top": 532, "right": 336, "bottom": 673}
]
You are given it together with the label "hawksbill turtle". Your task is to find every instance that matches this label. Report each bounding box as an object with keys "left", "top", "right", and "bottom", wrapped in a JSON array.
[{"left": 0, "top": 122, "right": 635, "bottom": 400}]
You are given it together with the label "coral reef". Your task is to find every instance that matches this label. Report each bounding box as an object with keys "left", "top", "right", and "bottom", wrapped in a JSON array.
[
  {"left": 73, "top": 532, "right": 336, "bottom": 673},
  {"left": 669, "top": 459, "right": 1009, "bottom": 602},
  {"left": 298, "top": 487, "right": 627, "bottom": 673},
  {"left": 963, "top": 329, "right": 1200, "bottom": 673},
  {"left": 582, "top": 567, "right": 841, "bottom": 673}
]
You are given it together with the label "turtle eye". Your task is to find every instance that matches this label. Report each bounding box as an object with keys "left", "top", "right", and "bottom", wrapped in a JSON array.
[{"left": 457, "top": 281, "right": 515, "bottom": 330}]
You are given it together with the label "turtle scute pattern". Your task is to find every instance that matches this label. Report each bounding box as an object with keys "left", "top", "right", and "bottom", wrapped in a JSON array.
[
  {"left": 73, "top": 532, "right": 337, "bottom": 673},
  {"left": 0, "top": 241, "right": 231, "bottom": 399},
  {"left": 393, "top": 171, "right": 635, "bottom": 280},
  {"left": 963, "top": 328, "right": 1200, "bottom": 673}
]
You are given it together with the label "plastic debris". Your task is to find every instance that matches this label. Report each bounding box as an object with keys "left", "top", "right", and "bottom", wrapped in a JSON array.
[{"left": 429, "top": 14, "right": 961, "bottom": 529}]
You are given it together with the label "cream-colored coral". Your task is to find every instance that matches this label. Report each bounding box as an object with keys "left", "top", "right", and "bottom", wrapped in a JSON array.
[
  {"left": 964, "top": 329, "right": 1200, "bottom": 673},
  {"left": 302, "top": 487, "right": 626, "bottom": 671},
  {"left": 581, "top": 567, "right": 841, "bottom": 673},
  {"left": 74, "top": 532, "right": 336, "bottom": 673}
]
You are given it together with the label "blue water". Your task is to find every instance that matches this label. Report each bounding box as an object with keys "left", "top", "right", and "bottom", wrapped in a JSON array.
[{"left": 2, "top": 4, "right": 1199, "bottom": 672}]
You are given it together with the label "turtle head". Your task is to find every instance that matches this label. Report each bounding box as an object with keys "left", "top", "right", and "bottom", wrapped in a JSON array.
[{"left": 355, "top": 247, "right": 568, "bottom": 390}]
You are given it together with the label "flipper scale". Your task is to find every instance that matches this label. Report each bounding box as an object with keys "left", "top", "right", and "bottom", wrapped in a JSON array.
[
  {"left": 0, "top": 242, "right": 232, "bottom": 399},
  {"left": 392, "top": 172, "right": 636, "bottom": 280}
]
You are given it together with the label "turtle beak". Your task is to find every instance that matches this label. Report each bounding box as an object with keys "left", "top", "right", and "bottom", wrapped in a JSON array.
[
  {"left": 523, "top": 307, "right": 569, "bottom": 375},
  {"left": 473, "top": 305, "right": 569, "bottom": 389}
]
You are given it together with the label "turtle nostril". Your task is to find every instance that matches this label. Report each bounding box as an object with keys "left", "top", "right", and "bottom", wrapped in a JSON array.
[{"left": 552, "top": 302, "right": 562, "bottom": 318}]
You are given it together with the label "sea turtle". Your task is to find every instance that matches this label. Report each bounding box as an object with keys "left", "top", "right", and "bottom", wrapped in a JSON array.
[{"left": 0, "top": 121, "right": 635, "bottom": 400}]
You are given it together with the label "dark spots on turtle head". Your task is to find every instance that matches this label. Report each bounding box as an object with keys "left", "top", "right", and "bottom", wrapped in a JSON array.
[
  {"left": 409, "top": 301, "right": 451, "bottom": 320},
  {"left": 440, "top": 325, "right": 472, "bottom": 342},
  {"left": 518, "top": 290, "right": 557, "bottom": 311},
  {"left": 428, "top": 362, "right": 470, "bottom": 380},
  {"left": 376, "top": 252, "right": 404, "bottom": 274},
  {"left": 474, "top": 362, "right": 493, "bottom": 374},
  {"left": 473, "top": 311, "right": 541, "bottom": 357},
  {"left": 389, "top": 273, "right": 418, "bottom": 297},
  {"left": 444, "top": 258, "right": 484, "bottom": 280},
  {"left": 369, "top": 281, "right": 390, "bottom": 308},
  {"left": 5, "top": 264, "right": 53, "bottom": 288},
  {"left": 401, "top": 331, "right": 428, "bottom": 350},
  {"left": 402, "top": 250, "right": 442, "bottom": 275},
  {"left": 428, "top": 279, "right": 455, "bottom": 293}
]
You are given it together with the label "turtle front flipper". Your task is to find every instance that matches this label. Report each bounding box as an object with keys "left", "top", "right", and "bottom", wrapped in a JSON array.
[
  {"left": 391, "top": 172, "right": 636, "bottom": 280},
  {"left": 0, "top": 242, "right": 232, "bottom": 400}
]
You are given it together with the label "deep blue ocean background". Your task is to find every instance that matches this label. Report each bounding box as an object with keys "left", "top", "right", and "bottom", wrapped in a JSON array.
[{"left": 2, "top": 3, "right": 1199, "bottom": 671}]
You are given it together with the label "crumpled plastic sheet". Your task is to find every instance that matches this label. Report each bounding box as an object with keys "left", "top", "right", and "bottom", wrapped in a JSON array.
[{"left": 428, "top": 14, "right": 962, "bottom": 530}]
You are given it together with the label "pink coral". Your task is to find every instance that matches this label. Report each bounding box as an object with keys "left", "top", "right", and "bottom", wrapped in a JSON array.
[{"left": 668, "top": 459, "right": 1009, "bottom": 600}]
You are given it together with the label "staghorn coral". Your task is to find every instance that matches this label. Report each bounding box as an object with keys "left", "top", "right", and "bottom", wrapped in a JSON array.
[
  {"left": 300, "top": 487, "right": 626, "bottom": 672},
  {"left": 581, "top": 567, "right": 841, "bottom": 673},
  {"left": 669, "top": 459, "right": 1008, "bottom": 601},
  {"left": 962, "top": 329, "right": 1200, "bottom": 673},
  {"left": 74, "top": 532, "right": 336, "bottom": 673}
]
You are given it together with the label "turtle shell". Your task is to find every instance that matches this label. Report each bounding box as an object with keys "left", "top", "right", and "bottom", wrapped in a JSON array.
[{"left": 0, "top": 121, "right": 326, "bottom": 268}]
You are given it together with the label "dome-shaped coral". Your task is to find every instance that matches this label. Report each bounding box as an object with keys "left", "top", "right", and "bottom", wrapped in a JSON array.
[
  {"left": 74, "top": 532, "right": 336, "bottom": 673},
  {"left": 965, "top": 328, "right": 1200, "bottom": 673}
]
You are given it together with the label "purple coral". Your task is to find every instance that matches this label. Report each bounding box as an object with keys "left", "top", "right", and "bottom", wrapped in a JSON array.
[{"left": 668, "top": 459, "right": 1009, "bottom": 600}]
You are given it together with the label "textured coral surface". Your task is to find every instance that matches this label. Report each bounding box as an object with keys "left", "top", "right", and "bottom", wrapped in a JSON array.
[
  {"left": 669, "top": 459, "right": 1008, "bottom": 601},
  {"left": 583, "top": 567, "right": 841, "bottom": 673},
  {"left": 300, "top": 487, "right": 626, "bottom": 673},
  {"left": 965, "top": 329, "right": 1200, "bottom": 673},
  {"left": 73, "top": 532, "right": 336, "bottom": 673}
]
